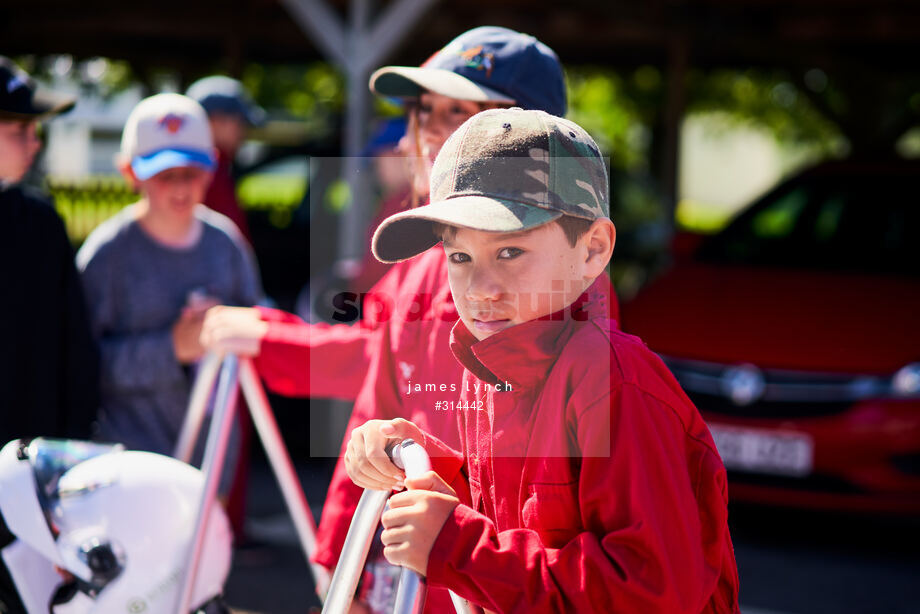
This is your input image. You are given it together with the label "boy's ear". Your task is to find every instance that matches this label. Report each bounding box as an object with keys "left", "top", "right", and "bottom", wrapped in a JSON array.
[
  {"left": 583, "top": 218, "right": 616, "bottom": 278},
  {"left": 116, "top": 155, "right": 140, "bottom": 192}
]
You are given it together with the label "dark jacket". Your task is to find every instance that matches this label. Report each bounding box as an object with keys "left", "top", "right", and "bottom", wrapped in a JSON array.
[{"left": 0, "top": 184, "right": 99, "bottom": 442}]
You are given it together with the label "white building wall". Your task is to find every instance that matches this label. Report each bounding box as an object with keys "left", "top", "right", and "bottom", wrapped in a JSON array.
[{"left": 43, "top": 86, "right": 143, "bottom": 179}]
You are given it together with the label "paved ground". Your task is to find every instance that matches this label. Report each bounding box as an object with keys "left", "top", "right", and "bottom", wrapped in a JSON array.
[
  {"left": 224, "top": 456, "right": 331, "bottom": 613},
  {"left": 225, "top": 458, "right": 920, "bottom": 614},
  {"left": 728, "top": 503, "right": 920, "bottom": 614}
]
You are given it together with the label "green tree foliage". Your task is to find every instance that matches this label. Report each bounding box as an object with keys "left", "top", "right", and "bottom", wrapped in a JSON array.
[
  {"left": 14, "top": 55, "right": 137, "bottom": 101},
  {"left": 687, "top": 69, "right": 844, "bottom": 155},
  {"left": 567, "top": 64, "right": 847, "bottom": 167},
  {"left": 566, "top": 65, "right": 667, "bottom": 171},
  {"left": 239, "top": 62, "right": 403, "bottom": 140},
  {"left": 241, "top": 62, "right": 345, "bottom": 142}
]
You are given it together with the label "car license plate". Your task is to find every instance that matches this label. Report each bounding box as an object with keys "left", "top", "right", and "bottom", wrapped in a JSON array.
[{"left": 708, "top": 424, "right": 814, "bottom": 477}]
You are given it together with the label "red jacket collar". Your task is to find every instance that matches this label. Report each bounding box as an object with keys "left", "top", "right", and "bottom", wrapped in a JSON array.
[{"left": 449, "top": 276, "right": 612, "bottom": 390}]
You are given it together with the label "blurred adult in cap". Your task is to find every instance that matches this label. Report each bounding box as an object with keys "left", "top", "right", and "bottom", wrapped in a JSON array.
[
  {"left": 0, "top": 56, "right": 99, "bottom": 439},
  {"left": 0, "top": 56, "right": 99, "bottom": 600},
  {"left": 186, "top": 75, "right": 265, "bottom": 242}
]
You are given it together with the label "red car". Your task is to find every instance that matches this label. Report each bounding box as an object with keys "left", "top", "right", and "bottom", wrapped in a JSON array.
[{"left": 622, "top": 159, "right": 920, "bottom": 513}]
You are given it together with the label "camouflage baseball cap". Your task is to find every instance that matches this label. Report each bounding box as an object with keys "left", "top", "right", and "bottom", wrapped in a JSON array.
[{"left": 371, "top": 108, "right": 609, "bottom": 263}]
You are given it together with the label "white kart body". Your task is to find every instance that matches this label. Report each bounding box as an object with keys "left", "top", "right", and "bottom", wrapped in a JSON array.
[{"left": 0, "top": 439, "right": 232, "bottom": 613}]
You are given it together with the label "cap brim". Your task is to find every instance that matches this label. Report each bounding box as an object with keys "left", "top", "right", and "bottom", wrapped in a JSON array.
[
  {"left": 370, "top": 66, "right": 516, "bottom": 104},
  {"left": 0, "top": 89, "right": 75, "bottom": 121},
  {"left": 372, "top": 195, "right": 562, "bottom": 263},
  {"left": 131, "top": 148, "right": 216, "bottom": 181},
  {"left": 199, "top": 95, "right": 267, "bottom": 127},
  {"left": 244, "top": 106, "right": 267, "bottom": 127}
]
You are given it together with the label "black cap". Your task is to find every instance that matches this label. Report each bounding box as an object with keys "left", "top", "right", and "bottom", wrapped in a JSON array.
[{"left": 0, "top": 57, "right": 75, "bottom": 121}]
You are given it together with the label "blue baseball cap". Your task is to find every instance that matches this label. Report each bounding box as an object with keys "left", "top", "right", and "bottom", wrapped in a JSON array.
[
  {"left": 369, "top": 26, "right": 566, "bottom": 117},
  {"left": 186, "top": 75, "right": 266, "bottom": 127},
  {"left": 361, "top": 117, "right": 407, "bottom": 156}
]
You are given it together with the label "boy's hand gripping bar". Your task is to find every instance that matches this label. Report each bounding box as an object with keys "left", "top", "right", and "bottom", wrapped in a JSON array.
[{"left": 322, "top": 439, "right": 483, "bottom": 614}]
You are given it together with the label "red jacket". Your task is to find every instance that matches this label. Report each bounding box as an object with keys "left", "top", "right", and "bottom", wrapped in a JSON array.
[
  {"left": 313, "top": 250, "right": 620, "bottom": 611},
  {"left": 253, "top": 306, "right": 372, "bottom": 400},
  {"left": 203, "top": 150, "right": 251, "bottom": 242},
  {"left": 349, "top": 187, "right": 410, "bottom": 295},
  {"left": 419, "top": 277, "right": 740, "bottom": 614},
  {"left": 314, "top": 247, "right": 463, "bottom": 611}
]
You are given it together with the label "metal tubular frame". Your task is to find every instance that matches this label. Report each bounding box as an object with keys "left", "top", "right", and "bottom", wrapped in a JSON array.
[
  {"left": 238, "top": 358, "right": 331, "bottom": 594},
  {"left": 176, "top": 354, "right": 481, "bottom": 614},
  {"left": 176, "top": 354, "right": 241, "bottom": 613},
  {"left": 174, "top": 353, "right": 330, "bottom": 611},
  {"left": 389, "top": 440, "right": 430, "bottom": 614},
  {"left": 174, "top": 352, "right": 222, "bottom": 463},
  {"left": 321, "top": 488, "right": 390, "bottom": 614}
]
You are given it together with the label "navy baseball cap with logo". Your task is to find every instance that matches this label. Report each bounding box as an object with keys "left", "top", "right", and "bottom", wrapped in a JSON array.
[
  {"left": 370, "top": 26, "right": 566, "bottom": 116},
  {"left": 0, "top": 56, "right": 75, "bottom": 121}
]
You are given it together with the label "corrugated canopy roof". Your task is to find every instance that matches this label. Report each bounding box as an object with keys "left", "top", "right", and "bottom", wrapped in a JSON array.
[{"left": 3, "top": 0, "right": 920, "bottom": 74}]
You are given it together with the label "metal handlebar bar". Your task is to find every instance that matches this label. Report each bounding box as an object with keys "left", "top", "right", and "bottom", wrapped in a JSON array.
[
  {"left": 321, "top": 489, "right": 390, "bottom": 614},
  {"left": 322, "top": 440, "right": 483, "bottom": 614},
  {"left": 390, "top": 441, "right": 430, "bottom": 614}
]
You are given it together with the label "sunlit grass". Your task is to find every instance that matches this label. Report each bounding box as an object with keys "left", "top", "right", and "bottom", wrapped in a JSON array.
[
  {"left": 236, "top": 174, "right": 307, "bottom": 210},
  {"left": 675, "top": 199, "right": 736, "bottom": 233},
  {"left": 49, "top": 174, "right": 307, "bottom": 242}
]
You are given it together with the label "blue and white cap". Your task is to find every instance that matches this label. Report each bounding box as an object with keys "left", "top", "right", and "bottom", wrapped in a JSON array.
[{"left": 121, "top": 93, "right": 216, "bottom": 180}]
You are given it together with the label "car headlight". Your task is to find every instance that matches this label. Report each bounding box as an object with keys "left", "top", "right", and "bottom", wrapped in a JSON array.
[{"left": 892, "top": 363, "right": 920, "bottom": 397}]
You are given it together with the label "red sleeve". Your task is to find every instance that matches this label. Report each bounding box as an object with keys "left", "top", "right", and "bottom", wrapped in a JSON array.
[
  {"left": 256, "top": 306, "right": 305, "bottom": 324},
  {"left": 425, "top": 386, "right": 738, "bottom": 614},
  {"left": 251, "top": 313, "right": 371, "bottom": 400},
  {"left": 250, "top": 260, "right": 413, "bottom": 400}
]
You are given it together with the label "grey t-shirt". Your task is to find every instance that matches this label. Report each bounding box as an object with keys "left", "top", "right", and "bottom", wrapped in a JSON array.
[{"left": 77, "top": 204, "right": 262, "bottom": 456}]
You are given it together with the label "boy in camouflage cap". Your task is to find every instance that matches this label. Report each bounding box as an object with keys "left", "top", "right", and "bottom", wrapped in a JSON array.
[{"left": 346, "top": 108, "right": 740, "bottom": 613}]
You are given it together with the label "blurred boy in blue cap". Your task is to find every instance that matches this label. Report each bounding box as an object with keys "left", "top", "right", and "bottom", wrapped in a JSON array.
[{"left": 77, "top": 93, "right": 261, "bottom": 475}]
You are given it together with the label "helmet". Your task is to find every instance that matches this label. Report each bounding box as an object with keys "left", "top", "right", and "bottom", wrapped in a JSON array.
[{"left": 0, "top": 439, "right": 232, "bottom": 613}]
